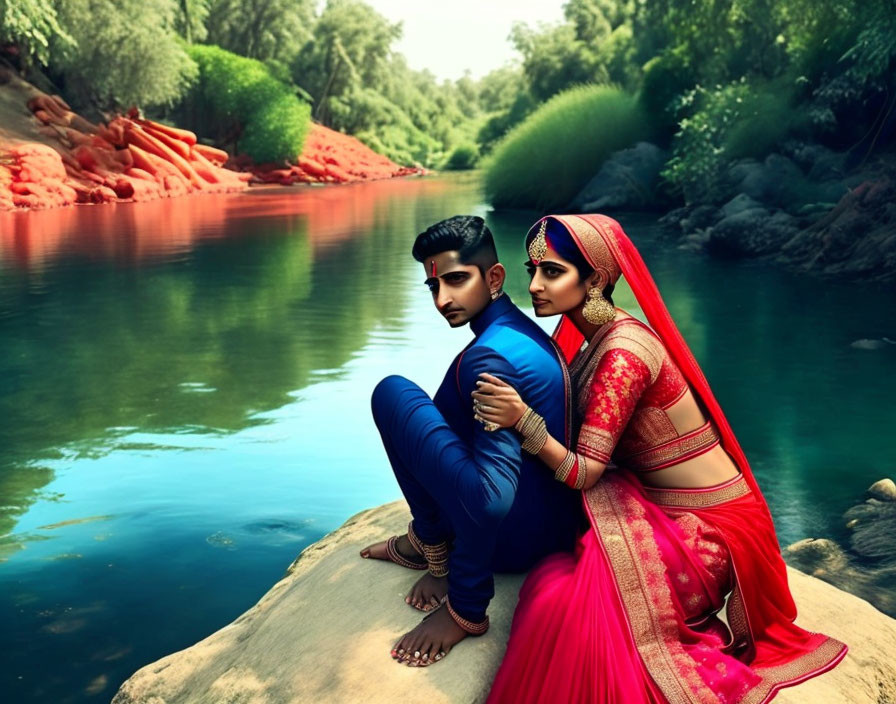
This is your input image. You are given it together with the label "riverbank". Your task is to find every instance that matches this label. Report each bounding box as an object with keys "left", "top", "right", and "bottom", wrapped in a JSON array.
[
  {"left": 0, "top": 70, "right": 422, "bottom": 211},
  {"left": 564, "top": 140, "right": 896, "bottom": 283},
  {"left": 112, "top": 500, "right": 896, "bottom": 704}
]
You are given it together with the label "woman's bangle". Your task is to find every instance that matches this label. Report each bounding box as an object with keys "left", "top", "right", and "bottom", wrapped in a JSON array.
[
  {"left": 554, "top": 452, "right": 589, "bottom": 489},
  {"left": 515, "top": 406, "right": 548, "bottom": 454},
  {"left": 554, "top": 451, "right": 576, "bottom": 484},
  {"left": 574, "top": 454, "right": 588, "bottom": 489}
]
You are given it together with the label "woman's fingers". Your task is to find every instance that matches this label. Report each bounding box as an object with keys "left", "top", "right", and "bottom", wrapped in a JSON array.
[
  {"left": 474, "top": 389, "right": 512, "bottom": 410},
  {"left": 478, "top": 372, "right": 509, "bottom": 387},
  {"left": 473, "top": 382, "right": 499, "bottom": 396}
]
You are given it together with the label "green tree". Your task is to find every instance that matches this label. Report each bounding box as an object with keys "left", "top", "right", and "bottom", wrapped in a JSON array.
[
  {"left": 205, "top": 0, "right": 314, "bottom": 65},
  {"left": 48, "top": 0, "right": 197, "bottom": 111},
  {"left": 291, "top": 0, "right": 401, "bottom": 127},
  {"left": 182, "top": 45, "right": 311, "bottom": 163},
  {"left": 510, "top": 21, "right": 600, "bottom": 102},
  {"left": 0, "top": 0, "right": 73, "bottom": 68}
]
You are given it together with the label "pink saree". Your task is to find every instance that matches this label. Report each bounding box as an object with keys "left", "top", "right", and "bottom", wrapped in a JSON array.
[{"left": 487, "top": 215, "right": 846, "bottom": 704}]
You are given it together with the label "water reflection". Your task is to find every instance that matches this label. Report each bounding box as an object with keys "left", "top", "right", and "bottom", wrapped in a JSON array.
[
  {"left": 0, "top": 180, "right": 893, "bottom": 703},
  {"left": 0, "top": 177, "right": 471, "bottom": 557}
]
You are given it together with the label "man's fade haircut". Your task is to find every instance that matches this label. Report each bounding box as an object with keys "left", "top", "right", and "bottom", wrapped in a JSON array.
[{"left": 412, "top": 215, "right": 499, "bottom": 274}]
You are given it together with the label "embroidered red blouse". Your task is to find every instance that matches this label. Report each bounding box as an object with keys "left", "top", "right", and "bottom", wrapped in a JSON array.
[{"left": 571, "top": 318, "right": 720, "bottom": 473}]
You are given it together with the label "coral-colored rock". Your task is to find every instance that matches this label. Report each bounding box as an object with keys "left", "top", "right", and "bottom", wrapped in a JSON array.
[
  {"left": 1, "top": 74, "right": 251, "bottom": 211},
  {"left": 2, "top": 69, "right": 423, "bottom": 211},
  {"left": 250, "top": 123, "right": 425, "bottom": 185}
]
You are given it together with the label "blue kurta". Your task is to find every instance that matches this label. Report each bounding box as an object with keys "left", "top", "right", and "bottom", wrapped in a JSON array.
[{"left": 371, "top": 295, "right": 581, "bottom": 622}]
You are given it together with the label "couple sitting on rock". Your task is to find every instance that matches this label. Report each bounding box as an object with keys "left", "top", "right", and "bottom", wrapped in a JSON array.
[{"left": 360, "top": 214, "right": 846, "bottom": 703}]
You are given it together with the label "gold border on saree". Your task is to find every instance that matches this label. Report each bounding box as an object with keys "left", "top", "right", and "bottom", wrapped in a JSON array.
[{"left": 644, "top": 475, "right": 750, "bottom": 508}]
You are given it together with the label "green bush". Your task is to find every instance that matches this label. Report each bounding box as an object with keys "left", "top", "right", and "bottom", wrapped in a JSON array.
[
  {"left": 662, "top": 78, "right": 802, "bottom": 203},
  {"left": 442, "top": 143, "right": 479, "bottom": 171},
  {"left": 186, "top": 45, "right": 310, "bottom": 164},
  {"left": 638, "top": 54, "right": 694, "bottom": 142},
  {"left": 483, "top": 85, "right": 649, "bottom": 211},
  {"left": 325, "top": 86, "right": 439, "bottom": 166},
  {"left": 477, "top": 91, "right": 536, "bottom": 156}
]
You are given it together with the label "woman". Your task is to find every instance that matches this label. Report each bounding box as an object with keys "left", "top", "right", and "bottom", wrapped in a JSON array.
[{"left": 473, "top": 214, "right": 846, "bottom": 704}]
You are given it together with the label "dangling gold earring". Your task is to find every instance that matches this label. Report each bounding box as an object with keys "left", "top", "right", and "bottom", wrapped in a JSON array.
[{"left": 582, "top": 287, "right": 616, "bottom": 326}]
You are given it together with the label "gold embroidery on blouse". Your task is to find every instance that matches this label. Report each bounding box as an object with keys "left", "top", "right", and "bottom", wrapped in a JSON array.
[
  {"left": 618, "top": 407, "right": 678, "bottom": 454},
  {"left": 619, "top": 422, "right": 721, "bottom": 472},
  {"left": 577, "top": 425, "right": 614, "bottom": 463},
  {"left": 596, "top": 325, "right": 663, "bottom": 383}
]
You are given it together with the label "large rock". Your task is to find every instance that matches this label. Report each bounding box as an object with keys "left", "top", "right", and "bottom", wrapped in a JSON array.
[
  {"left": 114, "top": 501, "right": 896, "bottom": 704},
  {"left": 779, "top": 176, "right": 896, "bottom": 280},
  {"left": 707, "top": 208, "right": 799, "bottom": 258},
  {"left": 568, "top": 142, "right": 669, "bottom": 212},
  {"left": 725, "top": 154, "right": 848, "bottom": 211}
]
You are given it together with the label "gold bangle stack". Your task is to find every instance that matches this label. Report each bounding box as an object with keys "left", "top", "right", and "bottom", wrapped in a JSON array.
[
  {"left": 574, "top": 453, "right": 588, "bottom": 490},
  {"left": 554, "top": 451, "right": 576, "bottom": 484},
  {"left": 515, "top": 406, "right": 548, "bottom": 454}
]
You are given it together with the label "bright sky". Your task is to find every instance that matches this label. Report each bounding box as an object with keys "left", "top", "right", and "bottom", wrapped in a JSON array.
[{"left": 363, "top": 1, "right": 566, "bottom": 81}]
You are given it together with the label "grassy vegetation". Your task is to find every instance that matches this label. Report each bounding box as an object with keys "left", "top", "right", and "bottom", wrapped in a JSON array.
[
  {"left": 441, "top": 143, "right": 479, "bottom": 171},
  {"left": 483, "top": 85, "right": 649, "bottom": 211},
  {"left": 186, "top": 45, "right": 310, "bottom": 164}
]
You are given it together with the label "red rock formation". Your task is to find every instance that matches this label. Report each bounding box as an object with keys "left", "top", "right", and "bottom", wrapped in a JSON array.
[
  {"left": 248, "top": 123, "right": 423, "bottom": 185},
  {"left": 1, "top": 90, "right": 251, "bottom": 209},
  {"left": 1, "top": 74, "right": 424, "bottom": 211}
]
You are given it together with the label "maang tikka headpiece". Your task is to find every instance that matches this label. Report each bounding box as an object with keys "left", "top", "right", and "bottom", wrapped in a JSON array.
[{"left": 528, "top": 219, "right": 548, "bottom": 264}]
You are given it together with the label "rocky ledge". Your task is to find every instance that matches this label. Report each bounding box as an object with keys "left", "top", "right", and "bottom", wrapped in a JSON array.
[
  {"left": 113, "top": 501, "right": 896, "bottom": 704},
  {"left": 566, "top": 140, "right": 896, "bottom": 283}
]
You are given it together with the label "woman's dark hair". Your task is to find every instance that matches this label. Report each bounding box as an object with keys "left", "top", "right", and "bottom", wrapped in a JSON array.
[
  {"left": 412, "top": 215, "right": 498, "bottom": 272},
  {"left": 527, "top": 219, "right": 614, "bottom": 302}
]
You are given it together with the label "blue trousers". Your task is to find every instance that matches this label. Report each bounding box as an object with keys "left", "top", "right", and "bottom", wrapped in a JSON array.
[{"left": 371, "top": 375, "right": 578, "bottom": 621}]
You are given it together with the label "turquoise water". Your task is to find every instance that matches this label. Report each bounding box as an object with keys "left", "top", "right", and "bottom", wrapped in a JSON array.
[{"left": 1, "top": 175, "right": 893, "bottom": 702}]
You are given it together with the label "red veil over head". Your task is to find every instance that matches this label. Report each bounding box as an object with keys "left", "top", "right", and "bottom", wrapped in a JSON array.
[{"left": 528, "top": 213, "right": 768, "bottom": 507}]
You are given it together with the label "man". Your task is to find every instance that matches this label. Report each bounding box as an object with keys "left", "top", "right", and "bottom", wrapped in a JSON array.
[{"left": 360, "top": 215, "right": 580, "bottom": 666}]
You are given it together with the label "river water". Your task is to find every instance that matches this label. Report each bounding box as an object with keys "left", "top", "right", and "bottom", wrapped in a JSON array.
[{"left": 1, "top": 174, "right": 893, "bottom": 702}]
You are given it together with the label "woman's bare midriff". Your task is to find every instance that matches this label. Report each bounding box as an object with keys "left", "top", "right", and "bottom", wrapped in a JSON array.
[
  {"left": 634, "top": 444, "right": 740, "bottom": 489},
  {"left": 630, "top": 386, "right": 740, "bottom": 489}
]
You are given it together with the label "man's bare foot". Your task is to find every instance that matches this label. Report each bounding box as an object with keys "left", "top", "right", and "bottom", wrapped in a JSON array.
[
  {"left": 406, "top": 572, "right": 448, "bottom": 611},
  {"left": 359, "top": 534, "right": 426, "bottom": 569},
  {"left": 391, "top": 606, "right": 468, "bottom": 667}
]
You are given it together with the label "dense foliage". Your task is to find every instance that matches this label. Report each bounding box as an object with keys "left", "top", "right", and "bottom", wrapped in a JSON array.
[
  {"left": 483, "top": 86, "right": 648, "bottom": 211},
  {"left": 184, "top": 45, "right": 310, "bottom": 164},
  {"left": 2, "top": 0, "right": 893, "bottom": 180},
  {"left": 483, "top": 0, "right": 896, "bottom": 206}
]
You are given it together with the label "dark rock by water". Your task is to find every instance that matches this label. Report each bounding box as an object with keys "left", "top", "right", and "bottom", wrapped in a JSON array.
[
  {"left": 785, "top": 477, "right": 896, "bottom": 618},
  {"left": 568, "top": 142, "right": 669, "bottom": 212},
  {"left": 706, "top": 208, "right": 799, "bottom": 258},
  {"left": 658, "top": 147, "right": 896, "bottom": 282}
]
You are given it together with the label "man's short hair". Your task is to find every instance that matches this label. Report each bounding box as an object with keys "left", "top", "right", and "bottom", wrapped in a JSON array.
[{"left": 412, "top": 215, "right": 498, "bottom": 272}]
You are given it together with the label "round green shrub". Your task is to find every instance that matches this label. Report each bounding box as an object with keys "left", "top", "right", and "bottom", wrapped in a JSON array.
[
  {"left": 483, "top": 85, "right": 649, "bottom": 211},
  {"left": 442, "top": 143, "right": 479, "bottom": 170},
  {"left": 186, "top": 45, "right": 310, "bottom": 164},
  {"left": 638, "top": 54, "right": 694, "bottom": 142}
]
